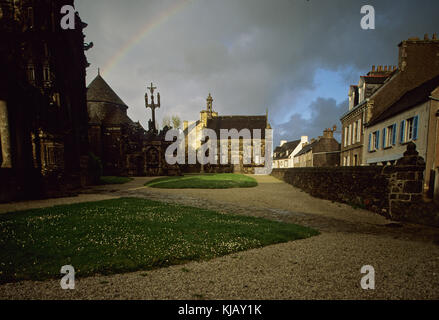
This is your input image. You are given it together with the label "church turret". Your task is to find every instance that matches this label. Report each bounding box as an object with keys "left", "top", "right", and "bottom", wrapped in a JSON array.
[{"left": 207, "top": 93, "right": 213, "bottom": 114}]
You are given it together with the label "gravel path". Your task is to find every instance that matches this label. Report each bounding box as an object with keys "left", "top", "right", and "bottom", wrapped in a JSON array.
[{"left": 1, "top": 175, "right": 439, "bottom": 300}]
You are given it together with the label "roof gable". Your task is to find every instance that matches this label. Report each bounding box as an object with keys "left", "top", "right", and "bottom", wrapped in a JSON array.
[{"left": 87, "top": 74, "right": 128, "bottom": 107}]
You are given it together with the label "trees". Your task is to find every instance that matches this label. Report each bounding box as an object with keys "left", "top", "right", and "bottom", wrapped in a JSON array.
[
  {"left": 162, "top": 115, "right": 181, "bottom": 129},
  {"left": 172, "top": 115, "right": 181, "bottom": 129}
]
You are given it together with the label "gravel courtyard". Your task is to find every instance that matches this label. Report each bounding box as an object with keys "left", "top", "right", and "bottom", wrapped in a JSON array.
[{"left": 1, "top": 175, "right": 438, "bottom": 300}]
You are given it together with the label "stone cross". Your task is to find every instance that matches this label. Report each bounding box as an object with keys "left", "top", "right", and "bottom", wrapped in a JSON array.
[{"left": 145, "top": 82, "right": 160, "bottom": 133}]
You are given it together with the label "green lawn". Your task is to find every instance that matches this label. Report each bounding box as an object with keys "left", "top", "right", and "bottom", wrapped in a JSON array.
[
  {"left": 0, "top": 198, "right": 318, "bottom": 284},
  {"left": 145, "top": 173, "right": 258, "bottom": 189},
  {"left": 100, "top": 176, "right": 133, "bottom": 185}
]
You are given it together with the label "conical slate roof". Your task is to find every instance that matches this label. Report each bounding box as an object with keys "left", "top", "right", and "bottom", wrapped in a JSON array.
[{"left": 87, "top": 73, "right": 128, "bottom": 107}]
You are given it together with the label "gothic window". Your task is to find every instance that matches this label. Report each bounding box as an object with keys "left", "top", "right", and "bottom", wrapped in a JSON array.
[
  {"left": 27, "top": 64, "right": 35, "bottom": 83},
  {"left": 43, "top": 66, "right": 50, "bottom": 81},
  {"left": 44, "top": 43, "right": 49, "bottom": 57},
  {"left": 27, "top": 7, "right": 34, "bottom": 28}
]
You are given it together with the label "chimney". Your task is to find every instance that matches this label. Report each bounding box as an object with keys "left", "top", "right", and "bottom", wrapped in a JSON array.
[
  {"left": 378, "top": 66, "right": 382, "bottom": 72},
  {"left": 301, "top": 136, "right": 308, "bottom": 144},
  {"left": 323, "top": 128, "right": 334, "bottom": 139},
  {"left": 372, "top": 65, "right": 376, "bottom": 72},
  {"left": 433, "top": 33, "right": 438, "bottom": 40},
  {"left": 424, "top": 33, "right": 429, "bottom": 41},
  {"left": 280, "top": 140, "right": 287, "bottom": 147},
  {"left": 384, "top": 66, "right": 388, "bottom": 71}
]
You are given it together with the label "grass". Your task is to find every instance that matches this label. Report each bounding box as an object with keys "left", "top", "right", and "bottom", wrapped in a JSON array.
[
  {"left": 0, "top": 197, "right": 318, "bottom": 284},
  {"left": 145, "top": 173, "right": 258, "bottom": 189},
  {"left": 99, "top": 176, "right": 133, "bottom": 185}
]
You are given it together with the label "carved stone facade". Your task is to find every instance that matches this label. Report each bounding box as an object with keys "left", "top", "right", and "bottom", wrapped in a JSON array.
[{"left": 0, "top": 0, "right": 91, "bottom": 202}]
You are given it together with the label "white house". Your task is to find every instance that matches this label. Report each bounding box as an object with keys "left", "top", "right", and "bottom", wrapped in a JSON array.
[
  {"left": 363, "top": 75, "right": 439, "bottom": 189},
  {"left": 273, "top": 136, "right": 308, "bottom": 168}
]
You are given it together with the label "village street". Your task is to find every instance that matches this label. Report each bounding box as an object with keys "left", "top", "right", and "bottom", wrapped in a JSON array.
[{"left": 1, "top": 176, "right": 439, "bottom": 300}]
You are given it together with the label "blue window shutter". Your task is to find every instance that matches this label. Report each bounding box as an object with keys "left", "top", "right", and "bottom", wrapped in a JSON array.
[
  {"left": 392, "top": 124, "right": 397, "bottom": 145},
  {"left": 400, "top": 120, "right": 405, "bottom": 143},
  {"left": 368, "top": 133, "right": 372, "bottom": 152},
  {"left": 376, "top": 130, "right": 380, "bottom": 150},
  {"left": 413, "top": 115, "right": 419, "bottom": 140},
  {"left": 382, "top": 128, "right": 386, "bottom": 148}
]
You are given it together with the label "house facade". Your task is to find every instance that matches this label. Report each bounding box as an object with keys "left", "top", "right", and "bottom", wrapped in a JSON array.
[
  {"left": 340, "top": 66, "right": 395, "bottom": 166},
  {"left": 294, "top": 128, "right": 341, "bottom": 168},
  {"left": 364, "top": 75, "right": 439, "bottom": 190},
  {"left": 273, "top": 136, "right": 308, "bottom": 168}
]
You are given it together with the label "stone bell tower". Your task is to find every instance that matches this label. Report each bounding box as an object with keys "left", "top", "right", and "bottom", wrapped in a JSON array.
[{"left": 200, "top": 93, "right": 218, "bottom": 126}]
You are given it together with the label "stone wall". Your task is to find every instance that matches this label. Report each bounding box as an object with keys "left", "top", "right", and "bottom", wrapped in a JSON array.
[
  {"left": 272, "top": 143, "right": 439, "bottom": 226},
  {"left": 271, "top": 166, "right": 390, "bottom": 215}
]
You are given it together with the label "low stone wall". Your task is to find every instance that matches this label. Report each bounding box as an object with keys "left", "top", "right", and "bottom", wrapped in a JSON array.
[
  {"left": 272, "top": 166, "right": 390, "bottom": 216},
  {"left": 272, "top": 143, "right": 439, "bottom": 226}
]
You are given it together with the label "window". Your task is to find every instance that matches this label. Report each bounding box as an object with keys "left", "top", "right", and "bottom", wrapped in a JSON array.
[
  {"left": 348, "top": 124, "right": 352, "bottom": 146},
  {"left": 368, "top": 130, "right": 380, "bottom": 152},
  {"left": 400, "top": 116, "right": 419, "bottom": 144},
  {"left": 27, "top": 64, "right": 35, "bottom": 82},
  {"left": 43, "top": 66, "right": 51, "bottom": 82},
  {"left": 344, "top": 127, "right": 348, "bottom": 147},
  {"left": 353, "top": 122, "right": 357, "bottom": 144},
  {"left": 27, "top": 7, "right": 34, "bottom": 28},
  {"left": 354, "top": 155, "right": 358, "bottom": 166},
  {"left": 383, "top": 124, "right": 397, "bottom": 148},
  {"left": 357, "top": 119, "right": 362, "bottom": 141}
]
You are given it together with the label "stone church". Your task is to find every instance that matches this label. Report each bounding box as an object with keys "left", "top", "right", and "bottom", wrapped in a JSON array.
[
  {"left": 86, "top": 73, "right": 180, "bottom": 177},
  {"left": 0, "top": 0, "right": 91, "bottom": 202}
]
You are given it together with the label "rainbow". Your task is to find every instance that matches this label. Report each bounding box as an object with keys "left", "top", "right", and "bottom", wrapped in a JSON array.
[{"left": 101, "top": 0, "right": 193, "bottom": 76}]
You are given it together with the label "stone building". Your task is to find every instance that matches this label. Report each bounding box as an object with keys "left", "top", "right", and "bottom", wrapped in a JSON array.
[
  {"left": 294, "top": 127, "right": 340, "bottom": 168},
  {"left": 362, "top": 34, "right": 439, "bottom": 190},
  {"left": 364, "top": 75, "right": 439, "bottom": 194},
  {"left": 273, "top": 136, "right": 308, "bottom": 169},
  {"left": 340, "top": 66, "right": 395, "bottom": 166},
  {"left": 0, "top": 0, "right": 91, "bottom": 202},
  {"left": 183, "top": 94, "right": 271, "bottom": 174},
  {"left": 87, "top": 73, "right": 179, "bottom": 177}
]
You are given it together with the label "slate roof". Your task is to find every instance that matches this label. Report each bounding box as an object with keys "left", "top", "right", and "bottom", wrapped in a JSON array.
[
  {"left": 295, "top": 140, "right": 318, "bottom": 157},
  {"left": 87, "top": 74, "right": 128, "bottom": 107},
  {"left": 361, "top": 75, "right": 390, "bottom": 85},
  {"left": 273, "top": 140, "right": 301, "bottom": 160},
  {"left": 367, "top": 74, "right": 439, "bottom": 126},
  {"left": 206, "top": 115, "right": 268, "bottom": 138}
]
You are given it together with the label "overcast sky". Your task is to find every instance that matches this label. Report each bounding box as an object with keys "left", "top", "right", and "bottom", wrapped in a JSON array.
[{"left": 75, "top": 0, "right": 439, "bottom": 145}]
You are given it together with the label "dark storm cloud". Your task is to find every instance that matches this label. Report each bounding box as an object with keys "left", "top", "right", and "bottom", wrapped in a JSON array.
[
  {"left": 75, "top": 0, "right": 439, "bottom": 145},
  {"left": 275, "top": 97, "right": 346, "bottom": 144}
]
